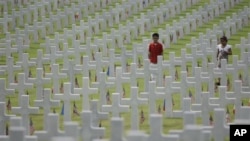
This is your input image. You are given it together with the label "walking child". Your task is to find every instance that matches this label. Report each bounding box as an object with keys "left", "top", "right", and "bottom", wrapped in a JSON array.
[
  {"left": 215, "top": 36, "right": 232, "bottom": 87},
  {"left": 148, "top": 33, "right": 163, "bottom": 81}
]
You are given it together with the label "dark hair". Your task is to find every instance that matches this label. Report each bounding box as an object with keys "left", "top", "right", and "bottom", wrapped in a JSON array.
[
  {"left": 152, "top": 33, "right": 159, "bottom": 38},
  {"left": 220, "top": 36, "right": 228, "bottom": 42}
]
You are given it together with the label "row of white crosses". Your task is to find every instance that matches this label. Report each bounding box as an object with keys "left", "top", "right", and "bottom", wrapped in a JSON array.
[
  {"left": 99, "top": 0, "right": 201, "bottom": 76},
  {"left": 0, "top": 0, "right": 117, "bottom": 60},
  {"left": 158, "top": 0, "right": 241, "bottom": 48},
  {"left": 0, "top": 0, "right": 200, "bottom": 81},
  {"left": 186, "top": 7, "right": 250, "bottom": 85},
  {"left": 2, "top": 104, "right": 249, "bottom": 141},
  {"left": 35, "top": 0, "right": 160, "bottom": 65},
  {"left": 102, "top": 0, "right": 198, "bottom": 51},
  {"left": 0, "top": 1, "right": 70, "bottom": 58},
  {"left": 0, "top": 0, "right": 114, "bottom": 33},
  {"left": 0, "top": 0, "right": 247, "bottom": 110},
  {"left": 2, "top": 48, "right": 245, "bottom": 124},
  {"left": 0, "top": 33, "right": 249, "bottom": 141},
  {"left": 40, "top": 0, "right": 159, "bottom": 55},
  {"left": 127, "top": 0, "right": 243, "bottom": 72},
  {"left": 50, "top": 0, "right": 155, "bottom": 44},
  {"left": 39, "top": 0, "right": 197, "bottom": 66},
  {"left": 183, "top": 15, "right": 248, "bottom": 76},
  {"left": 0, "top": 0, "right": 238, "bottom": 60}
]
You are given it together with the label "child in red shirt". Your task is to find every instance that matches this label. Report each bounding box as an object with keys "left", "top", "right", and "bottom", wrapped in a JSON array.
[{"left": 148, "top": 33, "right": 163, "bottom": 80}]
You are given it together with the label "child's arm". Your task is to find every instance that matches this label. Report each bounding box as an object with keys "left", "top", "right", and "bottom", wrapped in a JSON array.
[
  {"left": 227, "top": 48, "right": 232, "bottom": 55},
  {"left": 160, "top": 44, "right": 163, "bottom": 55},
  {"left": 148, "top": 45, "right": 151, "bottom": 59},
  {"left": 216, "top": 49, "right": 219, "bottom": 59}
]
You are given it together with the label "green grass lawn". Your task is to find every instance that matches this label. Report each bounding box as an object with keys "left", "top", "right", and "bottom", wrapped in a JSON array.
[{"left": 1, "top": 0, "right": 250, "bottom": 141}]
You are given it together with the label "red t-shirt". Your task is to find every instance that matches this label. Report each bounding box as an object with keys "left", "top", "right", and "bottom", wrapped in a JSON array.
[{"left": 148, "top": 42, "right": 163, "bottom": 64}]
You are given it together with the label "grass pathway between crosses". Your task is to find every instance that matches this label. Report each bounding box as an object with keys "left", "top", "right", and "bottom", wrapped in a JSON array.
[{"left": 0, "top": 0, "right": 250, "bottom": 141}]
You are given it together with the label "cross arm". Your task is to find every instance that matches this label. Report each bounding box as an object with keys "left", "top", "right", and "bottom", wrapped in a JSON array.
[
  {"left": 29, "top": 106, "right": 40, "bottom": 113},
  {"left": 74, "top": 87, "right": 98, "bottom": 96},
  {"left": 120, "top": 76, "right": 130, "bottom": 83},
  {"left": 208, "top": 103, "right": 220, "bottom": 111},
  {"left": 13, "top": 65, "right": 21, "bottom": 70},
  {"left": 187, "top": 81, "right": 195, "bottom": 87},
  {"left": 28, "top": 61, "right": 36, "bottom": 66},
  {"left": 186, "top": 77, "right": 196, "bottom": 83},
  {"left": 0, "top": 83, "right": 15, "bottom": 95},
  {"left": 97, "top": 111, "right": 109, "bottom": 120},
  {"left": 135, "top": 72, "right": 145, "bottom": 78},
  {"left": 209, "top": 98, "right": 220, "bottom": 105},
  {"left": 191, "top": 104, "right": 202, "bottom": 111},
  {"left": 120, "top": 98, "right": 131, "bottom": 105},
  {"left": 34, "top": 100, "right": 45, "bottom": 108},
  {"left": 43, "top": 77, "right": 51, "bottom": 83},
  {"left": 50, "top": 99, "right": 60, "bottom": 107},
  {"left": 11, "top": 107, "right": 21, "bottom": 114},
  {"left": 106, "top": 81, "right": 115, "bottom": 88},
  {"left": 9, "top": 82, "right": 33, "bottom": 89},
  {"left": 138, "top": 97, "right": 148, "bottom": 105},
  {"left": 26, "top": 78, "right": 37, "bottom": 83},
  {"left": 155, "top": 91, "right": 166, "bottom": 99},
  {"left": 101, "top": 105, "right": 112, "bottom": 113},
  {"left": 169, "top": 87, "right": 181, "bottom": 93},
  {"left": 241, "top": 91, "right": 250, "bottom": 99},
  {"left": 2, "top": 113, "right": 14, "bottom": 121},
  {"left": 46, "top": 72, "right": 67, "bottom": 79}
]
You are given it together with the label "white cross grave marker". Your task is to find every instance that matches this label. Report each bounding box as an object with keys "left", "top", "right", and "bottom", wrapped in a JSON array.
[
  {"left": 35, "top": 88, "right": 60, "bottom": 130},
  {"left": 90, "top": 100, "right": 109, "bottom": 127},
  {"left": 54, "top": 83, "right": 80, "bottom": 122},
  {"left": 28, "top": 68, "right": 51, "bottom": 100},
  {"left": 148, "top": 114, "right": 179, "bottom": 141},
  {"left": 45, "top": 64, "right": 67, "bottom": 94},
  {"left": 10, "top": 73, "right": 33, "bottom": 105},
  {"left": 35, "top": 114, "right": 63, "bottom": 141},
  {"left": 12, "top": 95, "right": 39, "bottom": 135},
  {"left": 121, "top": 87, "right": 148, "bottom": 130},
  {"left": 80, "top": 111, "right": 105, "bottom": 141},
  {"left": 74, "top": 77, "right": 98, "bottom": 110},
  {"left": 0, "top": 102, "right": 14, "bottom": 135},
  {"left": 0, "top": 79, "right": 14, "bottom": 102},
  {"left": 102, "top": 93, "right": 129, "bottom": 117}
]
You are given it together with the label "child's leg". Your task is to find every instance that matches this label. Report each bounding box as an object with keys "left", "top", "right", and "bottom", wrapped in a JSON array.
[{"left": 217, "top": 60, "right": 221, "bottom": 68}]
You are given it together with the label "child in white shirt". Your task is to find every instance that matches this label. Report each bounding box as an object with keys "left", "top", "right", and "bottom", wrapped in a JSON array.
[
  {"left": 215, "top": 36, "right": 232, "bottom": 88},
  {"left": 216, "top": 36, "right": 232, "bottom": 68}
]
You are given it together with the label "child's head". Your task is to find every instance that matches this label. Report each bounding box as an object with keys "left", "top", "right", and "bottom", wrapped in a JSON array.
[
  {"left": 220, "top": 36, "right": 228, "bottom": 46},
  {"left": 152, "top": 33, "right": 159, "bottom": 43}
]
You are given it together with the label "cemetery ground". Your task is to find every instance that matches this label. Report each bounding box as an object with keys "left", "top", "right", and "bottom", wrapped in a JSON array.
[{"left": 0, "top": 0, "right": 250, "bottom": 141}]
